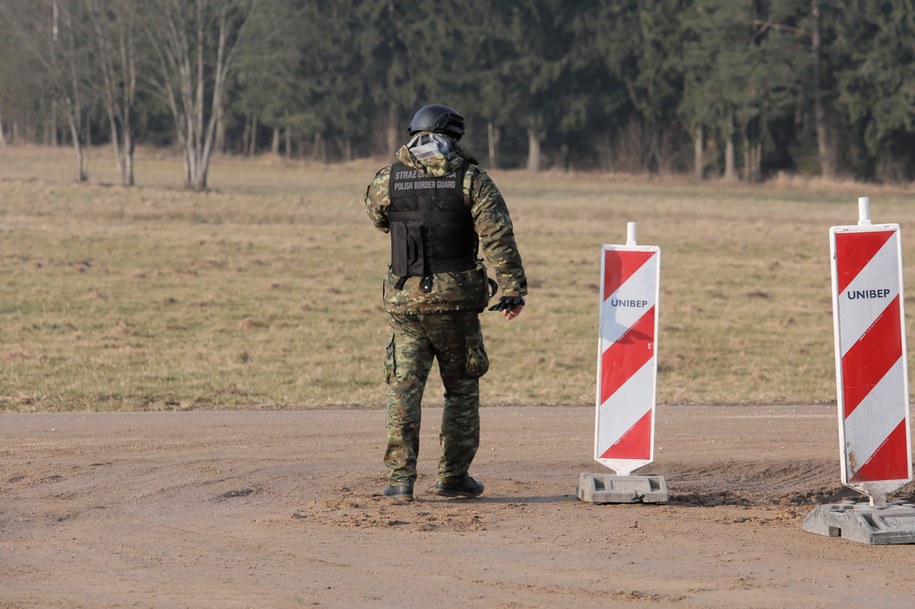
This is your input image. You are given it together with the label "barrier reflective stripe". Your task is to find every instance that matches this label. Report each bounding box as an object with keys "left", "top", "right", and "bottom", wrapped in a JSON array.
[
  {"left": 831, "top": 223, "right": 912, "bottom": 503},
  {"left": 594, "top": 244, "right": 660, "bottom": 476}
]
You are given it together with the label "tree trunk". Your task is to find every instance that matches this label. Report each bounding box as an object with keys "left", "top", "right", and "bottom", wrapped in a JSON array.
[
  {"left": 247, "top": 114, "right": 258, "bottom": 156},
  {"left": 655, "top": 129, "right": 673, "bottom": 175},
  {"left": 753, "top": 142, "right": 762, "bottom": 182},
  {"left": 723, "top": 132, "right": 736, "bottom": 181},
  {"left": 742, "top": 133, "right": 750, "bottom": 181},
  {"left": 693, "top": 124, "right": 703, "bottom": 180},
  {"left": 526, "top": 128, "right": 541, "bottom": 172},
  {"left": 487, "top": 121, "right": 499, "bottom": 169},
  {"left": 59, "top": 54, "right": 87, "bottom": 183},
  {"left": 123, "top": 147, "right": 134, "bottom": 187},
  {"left": 386, "top": 103, "right": 398, "bottom": 153},
  {"left": 123, "top": 127, "right": 135, "bottom": 187},
  {"left": 66, "top": 116, "right": 86, "bottom": 182},
  {"left": 344, "top": 138, "right": 352, "bottom": 162},
  {"left": 811, "top": 0, "right": 833, "bottom": 179},
  {"left": 194, "top": 160, "right": 209, "bottom": 192},
  {"left": 0, "top": 107, "right": 6, "bottom": 147},
  {"left": 216, "top": 112, "right": 226, "bottom": 153},
  {"left": 284, "top": 125, "right": 292, "bottom": 158},
  {"left": 185, "top": 138, "right": 195, "bottom": 188},
  {"left": 51, "top": 104, "right": 58, "bottom": 146},
  {"left": 108, "top": 111, "right": 125, "bottom": 181},
  {"left": 271, "top": 126, "right": 280, "bottom": 155},
  {"left": 122, "top": 97, "right": 135, "bottom": 187},
  {"left": 313, "top": 132, "right": 325, "bottom": 162},
  {"left": 241, "top": 113, "right": 251, "bottom": 156}
]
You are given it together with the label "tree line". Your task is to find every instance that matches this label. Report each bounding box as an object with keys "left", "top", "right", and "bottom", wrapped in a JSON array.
[{"left": 1, "top": 0, "right": 913, "bottom": 189}]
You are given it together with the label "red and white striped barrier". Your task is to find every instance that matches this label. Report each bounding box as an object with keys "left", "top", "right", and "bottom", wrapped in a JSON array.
[
  {"left": 830, "top": 197, "right": 912, "bottom": 506},
  {"left": 594, "top": 223, "right": 660, "bottom": 476}
]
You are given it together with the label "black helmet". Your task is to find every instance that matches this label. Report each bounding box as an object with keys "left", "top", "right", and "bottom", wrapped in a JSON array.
[{"left": 408, "top": 104, "right": 464, "bottom": 140}]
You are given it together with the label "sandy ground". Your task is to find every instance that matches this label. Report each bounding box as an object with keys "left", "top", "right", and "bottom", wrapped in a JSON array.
[{"left": 2, "top": 404, "right": 915, "bottom": 609}]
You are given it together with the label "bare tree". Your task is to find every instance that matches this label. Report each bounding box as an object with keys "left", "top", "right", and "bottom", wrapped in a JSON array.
[
  {"left": 1, "top": 0, "right": 93, "bottom": 181},
  {"left": 85, "top": 0, "right": 138, "bottom": 186},
  {"left": 144, "top": 0, "right": 256, "bottom": 191},
  {"left": 810, "top": 0, "right": 834, "bottom": 179}
]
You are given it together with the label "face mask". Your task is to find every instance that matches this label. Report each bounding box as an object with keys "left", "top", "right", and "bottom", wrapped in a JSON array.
[{"left": 407, "top": 133, "right": 453, "bottom": 160}]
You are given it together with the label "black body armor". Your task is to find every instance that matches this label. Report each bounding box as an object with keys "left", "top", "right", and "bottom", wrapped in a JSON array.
[{"left": 387, "top": 161, "right": 476, "bottom": 281}]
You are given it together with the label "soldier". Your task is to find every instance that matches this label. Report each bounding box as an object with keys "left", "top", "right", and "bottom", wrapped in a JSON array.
[{"left": 364, "top": 103, "right": 527, "bottom": 502}]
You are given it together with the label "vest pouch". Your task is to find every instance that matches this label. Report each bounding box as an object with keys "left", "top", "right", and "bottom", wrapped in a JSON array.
[{"left": 390, "top": 221, "right": 426, "bottom": 277}]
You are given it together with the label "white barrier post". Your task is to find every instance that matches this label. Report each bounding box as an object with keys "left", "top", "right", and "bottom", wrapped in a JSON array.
[
  {"left": 577, "top": 222, "right": 668, "bottom": 504},
  {"left": 803, "top": 196, "right": 915, "bottom": 544},
  {"left": 626, "top": 221, "right": 637, "bottom": 246},
  {"left": 858, "top": 196, "right": 871, "bottom": 226}
]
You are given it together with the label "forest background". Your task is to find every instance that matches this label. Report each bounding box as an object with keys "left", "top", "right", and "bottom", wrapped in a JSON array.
[{"left": 1, "top": 0, "right": 914, "bottom": 190}]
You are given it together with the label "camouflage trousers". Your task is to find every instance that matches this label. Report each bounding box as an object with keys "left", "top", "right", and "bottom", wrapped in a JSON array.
[{"left": 384, "top": 310, "right": 490, "bottom": 486}]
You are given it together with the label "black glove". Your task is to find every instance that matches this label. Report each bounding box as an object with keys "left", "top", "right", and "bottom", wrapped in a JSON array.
[{"left": 488, "top": 296, "right": 525, "bottom": 312}]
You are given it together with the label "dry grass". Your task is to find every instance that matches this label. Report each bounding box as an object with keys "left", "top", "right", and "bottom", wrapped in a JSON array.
[{"left": 2, "top": 145, "right": 915, "bottom": 411}]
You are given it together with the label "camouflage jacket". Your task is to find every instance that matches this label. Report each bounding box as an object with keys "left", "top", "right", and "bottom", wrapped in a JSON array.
[{"left": 364, "top": 141, "right": 527, "bottom": 314}]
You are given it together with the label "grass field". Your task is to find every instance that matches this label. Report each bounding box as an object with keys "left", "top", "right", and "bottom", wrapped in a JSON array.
[{"left": 2, "top": 145, "right": 915, "bottom": 412}]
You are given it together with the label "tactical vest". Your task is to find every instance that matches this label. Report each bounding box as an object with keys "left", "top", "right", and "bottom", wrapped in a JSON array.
[{"left": 387, "top": 161, "right": 476, "bottom": 283}]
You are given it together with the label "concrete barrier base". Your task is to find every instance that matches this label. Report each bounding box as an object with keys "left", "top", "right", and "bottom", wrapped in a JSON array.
[
  {"left": 802, "top": 500, "right": 915, "bottom": 544},
  {"left": 577, "top": 473, "right": 668, "bottom": 504}
]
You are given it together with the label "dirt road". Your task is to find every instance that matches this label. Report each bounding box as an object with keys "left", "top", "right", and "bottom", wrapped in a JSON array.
[{"left": 3, "top": 404, "right": 914, "bottom": 609}]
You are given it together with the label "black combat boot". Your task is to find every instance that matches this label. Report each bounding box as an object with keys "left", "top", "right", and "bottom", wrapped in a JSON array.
[
  {"left": 383, "top": 482, "right": 414, "bottom": 502},
  {"left": 434, "top": 476, "right": 484, "bottom": 498}
]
